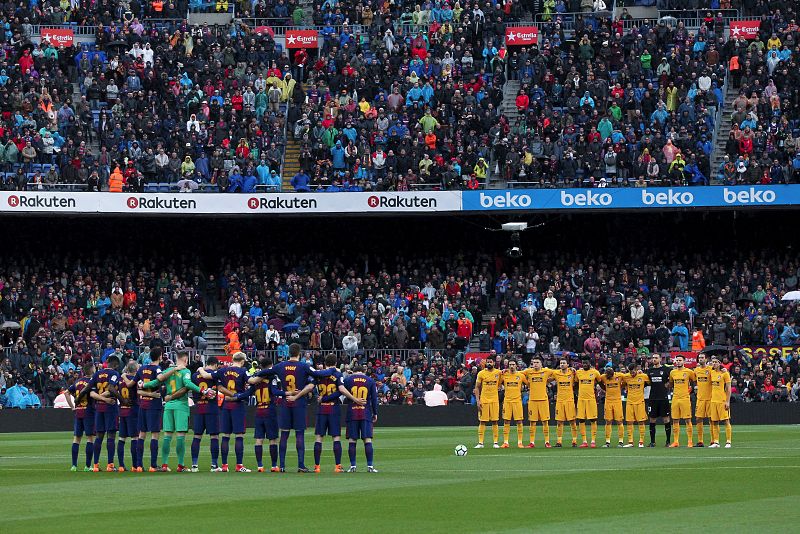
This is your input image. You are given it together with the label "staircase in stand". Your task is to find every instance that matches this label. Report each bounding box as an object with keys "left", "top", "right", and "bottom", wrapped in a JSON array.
[
  {"left": 282, "top": 137, "right": 301, "bottom": 191},
  {"left": 709, "top": 82, "right": 739, "bottom": 184}
]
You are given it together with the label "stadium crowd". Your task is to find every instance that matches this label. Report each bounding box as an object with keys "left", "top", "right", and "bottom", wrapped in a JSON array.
[
  {"left": 1, "top": 247, "right": 800, "bottom": 408},
  {"left": 0, "top": 1, "right": 797, "bottom": 191}
]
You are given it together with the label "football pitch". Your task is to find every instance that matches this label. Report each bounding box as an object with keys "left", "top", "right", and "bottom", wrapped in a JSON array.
[{"left": 2, "top": 425, "right": 800, "bottom": 532}]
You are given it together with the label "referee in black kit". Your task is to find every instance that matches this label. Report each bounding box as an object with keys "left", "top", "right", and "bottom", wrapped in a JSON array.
[{"left": 645, "top": 353, "right": 672, "bottom": 447}]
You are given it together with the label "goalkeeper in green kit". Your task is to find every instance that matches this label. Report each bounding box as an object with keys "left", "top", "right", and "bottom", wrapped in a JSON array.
[{"left": 143, "top": 351, "right": 212, "bottom": 472}]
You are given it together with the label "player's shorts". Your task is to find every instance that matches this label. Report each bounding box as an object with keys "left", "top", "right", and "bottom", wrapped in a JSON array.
[
  {"left": 647, "top": 399, "right": 671, "bottom": 419},
  {"left": 278, "top": 404, "right": 308, "bottom": 432},
  {"left": 576, "top": 399, "right": 598, "bottom": 420},
  {"left": 478, "top": 400, "right": 500, "bottom": 422},
  {"left": 346, "top": 418, "right": 373, "bottom": 440},
  {"left": 604, "top": 400, "right": 623, "bottom": 421},
  {"left": 220, "top": 404, "right": 247, "bottom": 434},
  {"left": 671, "top": 398, "right": 692, "bottom": 419},
  {"left": 527, "top": 400, "right": 550, "bottom": 422},
  {"left": 709, "top": 401, "right": 730, "bottom": 422},
  {"left": 254, "top": 413, "right": 280, "bottom": 440},
  {"left": 163, "top": 405, "right": 190, "bottom": 433},
  {"left": 193, "top": 411, "right": 220, "bottom": 435},
  {"left": 625, "top": 401, "right": 647, "bottom": 422},
  {"left": 119, "top": 408, "right": 139, "bottom": 439},
  {"left": 315, "top": 411, "right": 341, "bottom": 437},
  {"left": 137, "top": 406, "right": 163, "bottom": 433},
  {"left": 94, "top": 406, "right": 119, "bottom": 433},
  {"left": 555, "top": 400, "right": 576, "bottom": 421},
  {"left": 73, "top": 413, "right": 95, "bottom": 437},
  {"left": 503, "top": 400, "right": 523, "bottom": 421},
  {"left": 695, "top": 399, "right": 711, "bottom": 419}
]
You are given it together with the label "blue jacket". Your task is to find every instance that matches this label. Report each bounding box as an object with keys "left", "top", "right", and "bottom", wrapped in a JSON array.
[
  {"left": 242, "top": 173, "right": 257, "bottom": 193},
  {"left": 331, "top": 145, "right": 346, "bottom": 168},
  {"left": 291, "top": 172, "right": 311, "bottom": 192},
  {"left": 256, "top": 163, "right": 271, "bottom": 184}
]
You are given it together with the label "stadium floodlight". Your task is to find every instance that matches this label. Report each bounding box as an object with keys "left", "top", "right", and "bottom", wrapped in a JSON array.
[{"left": 501, "top": 222, "right": 528, "bottom": 232}]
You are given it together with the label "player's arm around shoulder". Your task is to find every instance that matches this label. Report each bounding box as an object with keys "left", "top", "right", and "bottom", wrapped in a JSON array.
[{"left": 181, "top": 368, "right": 203, "bottom": 393}]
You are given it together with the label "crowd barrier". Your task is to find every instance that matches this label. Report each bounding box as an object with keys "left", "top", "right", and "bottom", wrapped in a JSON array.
[
  {"left": 1, "top": 403, "right": 797, "bottom": 432},
  {"left": 0, "top": 185, "right": 797, "bottom": 215}
]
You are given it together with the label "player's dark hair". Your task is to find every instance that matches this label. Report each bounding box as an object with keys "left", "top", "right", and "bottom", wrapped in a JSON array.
[
  {"left": 559, "top": 358, "right": 568, "bottom": 365},
  {"left": 106, "top": 355, "right": 120, "bottom": 367},
  {"left": 83, "top": 363, "right": 94, "bottom": 375},
  {"left": 150, "top": 347, "right": 163, "bottom": 362},
  {"left": 324, "top": 354, "right": 337, "bottom": 367},
  {"left": 289, "top": 343, "right": 301, "bottom": 358},
  {"left": 259, "top": 357, "right": 273, "bottom": 368},
  {"left": 176, "top": 351, "right": 189, "bottom": 361},
  {"left": 581, "top": 357, "right": 590, "bottom": 363},
  {"left": 353, "top": 364, "right": 365, "bottom": 373},
  {"left": 206, "top": 356, "right": 219, "bottom": 366},
  {"left": 627, "top": 363, "right": 636, "bottom": 372},
  {"left": 532, "top": 356, "right": 542, "bottom": 362}
]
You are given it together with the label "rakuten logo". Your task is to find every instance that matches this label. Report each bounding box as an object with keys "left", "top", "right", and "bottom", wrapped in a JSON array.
[
  {"left": 723, "top": 187, "right": 776, "bottom": 204},
  {"left": 560, "top": 190, "right": 613, "bottom": 207},
  {"left": 478, "top": 192, "right": 532, "bottom": 209},
  {"left": 641, "top": 189, "right": 694, "bottom": 206},
  {"left": 367, "top": 195, "right": 438, "bottom": 208},
  {"left": 127, "top": 196, "right": 197, "bottom": 210},
  {"left": 247, "top": 197, "right": 318, "bottom": 210},
  {"left": 6, "top": 194, "right": 76, "bottom": 208}
]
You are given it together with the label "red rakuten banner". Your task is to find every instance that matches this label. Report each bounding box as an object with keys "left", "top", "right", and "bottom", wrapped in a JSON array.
[
  {"left": 729, "top": 20, "right": 760, "bottom": 40},
  {"left": 285, "top": 29, "right": 318, "bottom": 49},
  {"left": 41, "top": 28, "right": 74, "bottom": 47},
  {"left": 505, "top": 26, "right": 538, "bottom": 45}
]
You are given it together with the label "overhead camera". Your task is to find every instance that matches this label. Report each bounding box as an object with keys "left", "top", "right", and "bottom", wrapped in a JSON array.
[{"left": 503, "top": 222, "right": 526, "bottom": 258}]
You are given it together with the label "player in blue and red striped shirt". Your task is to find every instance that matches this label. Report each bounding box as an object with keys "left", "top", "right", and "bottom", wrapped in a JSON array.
[
  {"left": 313, "top": 354, "right": 365, "bottom": 473},
  {"left": 130, "top": 347, "right": 164, "bottom": 471},
  {"left": 190, "top": 356, "right": 222, "bottom": 472},
  {"left": 66, "top": 362, "right": 96, "bottom": 471},
  {"left": 237, "top": 357, "right": 284, "bottom": 472},
  {"left": 116, "top": 361, "right": 139, "bottom": 472},
  {"left": 343, "top": 365, "right": 379, "bottom": 473},
  {"left": 87, "top": 354, "right": 121, "bottom": 472}
]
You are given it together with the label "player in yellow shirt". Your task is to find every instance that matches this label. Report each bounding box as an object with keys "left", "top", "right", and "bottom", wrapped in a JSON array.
[
  {"left": 598, "top": 365, "right": 625, "bottom": 447},
  {"left": 575, "top": 358, "right": 601, "bottom": 448},
  {"left": 668, "top": 355, "right": 696, "bottom": 447},
  {"left": 708, "top": 356, "right": 732, "bottom": 448},
  {"left": 621, "top": 364, "right": 650, "bottom": 447},
  {"left": 693, "top": 353, "right": 712, "bottom": 446},
  {"left": 474, "top": 357, "right": 502, "bottom": 448},
  {"left": 522, "top": 356, "right": 553, "bottom": 447},
  {"left": 500, "top": 360, "right": 526, "bottom": 448},
  {"left": 552, "top": 358, "right": 578, "bottom": 447}
]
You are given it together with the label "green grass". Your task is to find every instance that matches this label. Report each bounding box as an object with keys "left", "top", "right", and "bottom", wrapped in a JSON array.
[{"left": 1, "top": 425, "right": 800, "bottom": 532}]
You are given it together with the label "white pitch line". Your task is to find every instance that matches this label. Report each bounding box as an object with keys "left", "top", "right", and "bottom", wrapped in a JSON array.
[
  {"left": 428, "top": 465, "right": 800, "bottom": 473},
  {"left": 475, "top": 454, "right": 781, "bottom": 460}
]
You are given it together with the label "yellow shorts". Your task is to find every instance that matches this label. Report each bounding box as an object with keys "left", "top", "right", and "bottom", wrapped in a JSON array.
[
  {"left": 555, "top": 400, "right": 576, "bottom": 421},
  {"left": 709, "top": 402, "right": 730, "bottom": 422},
  {"left": 625, "top": 401, "right": 647, "bottom": 422},
  {"left": 527, "top": 400, "right": 551, "bottom": 422},
  {"left": 695, "top": 399, "right": 711, "bottom": 419},
  {"left": 576, "top": 399, "right": 598, "bottom": 420},
  {"left": 671, "top": 398, "right": 692, "bottom": 419},
  {"left": 503, "top": 400, "right": 523, "bottom": 421},
  {"left": 479, "top": 401, "right": 500, "bottom": 422},
  {"left": 604, "top": 400, "right": 623, "bottom": 421}
]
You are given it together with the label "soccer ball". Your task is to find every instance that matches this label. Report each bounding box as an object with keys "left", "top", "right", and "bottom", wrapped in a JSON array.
[{"left": 454, "top": 444, "right": 468, "bottom": 457}]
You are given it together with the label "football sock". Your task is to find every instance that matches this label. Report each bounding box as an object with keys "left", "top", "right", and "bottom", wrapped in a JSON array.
[
  {"left": 569, "top": 422, "right": 577, "bottom": 441},
  {"left": 117, "top": 440, "right": 126, "bottom": 467},
  {"left": 618, "top": 422, "right": 625, "bottom": 442},
  {"left": 725, "top": 420, "right": 732, "bottom": 443},
  {"left": 477, "top": 423, "right": 486, "bottom": 444},
  {"left": 665, "top": 423, "right": 672, "bottom": 443},
  {"left": 638, "top": 423, "right": 645, "bottom": 442},
  {"left": 557, "top": 422, "right": 564, "bottom": 442},
  {"left": 590, "top": 421, "right": 597, "bottom": 442},
  {"left": 491, "top": 424, "right": 499, "bottom": 444},
  {"left": 235, "top": 436, "right": 244, "bottom": 465},
  {"left": 149, "top": 438, "right": 159, "bottom": 468},
  {"left": 221, "top": 436, "right": 230, "bottom": 465},
  {"left": 255, "top": 445, "right": 264, "bottom": 468},
  {"left": 580, "top": 422, "right": 587, "bottom": 442},
  {"left": 93, "top": 436, "right": 102, "bottom": 465},
  {"left": 627, "top": 423, "right": 634, "bottom": 443},
  {"left": 516, "top": 423, "right": 524, "bottom": 443},
  {"left": 313, "top": 442, "right": 322, "bottom": 466},
  {"left": 503, "top": 423, "right": 510, "bottom": 443},
  {"left": 210, "top": 437, "right": 220, "bottom": 466},
  {"left": 85, "top": 442, "right": 94, "bottom": 468},
  {"left": 529, "top": 423, "right": 537, "bottom": 443},
  {"left": 296, "top": 433, "right": 306, "bottom": 468},
  {"left": 348, "top": 442, "right": 357, "bottom": 466},
  {"left": 136, "top": 439, "right": 144, "bottom": 468},
  {"left": 542, "top": 424, "right": 550, "bottom": 443},
  {"left": 333, "top": 441, "right": 342, "bottom": 465},
  {"left": 696, "top": 421, "right": 704, "bottom": 442},
  {"left": 107, "top": 436, "right": 115, "bottom": 464},
  {"left": 161, "top": 435, "right": 172, "bottom": 465},
  {"left": 130, "top": 440, "right": 136, "bottom": 468},
  {"left": 71, "top": 443, "right": 79, "bottom": 467},
  {"left": 279, "top": 431, "right": 289, "bottom": 468},
  {"left": 711, "top": 422, "right": 720, "bottom": 443},
  {"left": 176, "top": 435, "right": 186, "bottom": 466},
  {"left": 686, "top": 421, "right": 693, "bottom": 443},
  {"left": 191, "top": 437, "right": 201, "bottom": 465},
  {"left": 649, "top": 423, "right": 656, "bottom": 443},
  {"left": 269, "top": 444, "right": 278, "bottom": 467},
  {"left": 605, "top": 422, "right": 612, "bottom": 443},
  {"left": 672, "top": 422, "right": 680, "bottom": 443},
  {"left": 365, "top": 442, "right": 374, "bottom": 465}
]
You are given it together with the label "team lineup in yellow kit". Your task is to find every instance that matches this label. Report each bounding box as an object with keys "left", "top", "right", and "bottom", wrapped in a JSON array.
[{"left": 473, "top": 355, "right": 733, "bottom": 450}]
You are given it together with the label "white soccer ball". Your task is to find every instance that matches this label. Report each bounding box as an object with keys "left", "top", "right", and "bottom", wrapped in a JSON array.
[{"left": 454, "top": 444, "right": 468, "bottom": 456}]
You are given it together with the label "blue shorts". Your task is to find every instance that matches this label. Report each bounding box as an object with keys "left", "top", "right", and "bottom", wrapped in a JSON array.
[
  {"left": 346, "top": 419, "right": 373, "bottom": 440},
  {"left": 278, "top": 404, "right": 307, "bottom": 432},
  {"left": 137, "top": 406, "right": 163, "bottom": 433},
  {"left": 94, "top": 407, "right": 119, "bottom": 433},
  {"left": 193, "top": 411, "right": 220, "bottom": 436},
  {"left": 119, "top": 408, "right": 139, "bottom": 438},
  {"left": 220, "top": 405, "right": 246, "bottom": 435},
  {"left": 74, "top": 413, "right": 95, "bottom": 437},
  {"left": 254, "top": 413, "right": 279, "bottom": 440},
  {"left": 315, "top": 411, "right": 341, "bottom": 437}
]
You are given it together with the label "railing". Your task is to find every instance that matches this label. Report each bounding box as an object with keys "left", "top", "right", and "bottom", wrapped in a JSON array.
[
  {"left": 236, "top": 19, "right": 367, "bottom": 36},
  {"left": 28, "top": 19, "right": 188, "bottom": 38},
  {"left": 191, "top": 347, "right": 465, "bottom": 365}
]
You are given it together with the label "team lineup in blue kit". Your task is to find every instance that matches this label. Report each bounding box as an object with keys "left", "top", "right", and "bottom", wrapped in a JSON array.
[{"left": 66, "top": 343, "right": 379, "bottom": 473}]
